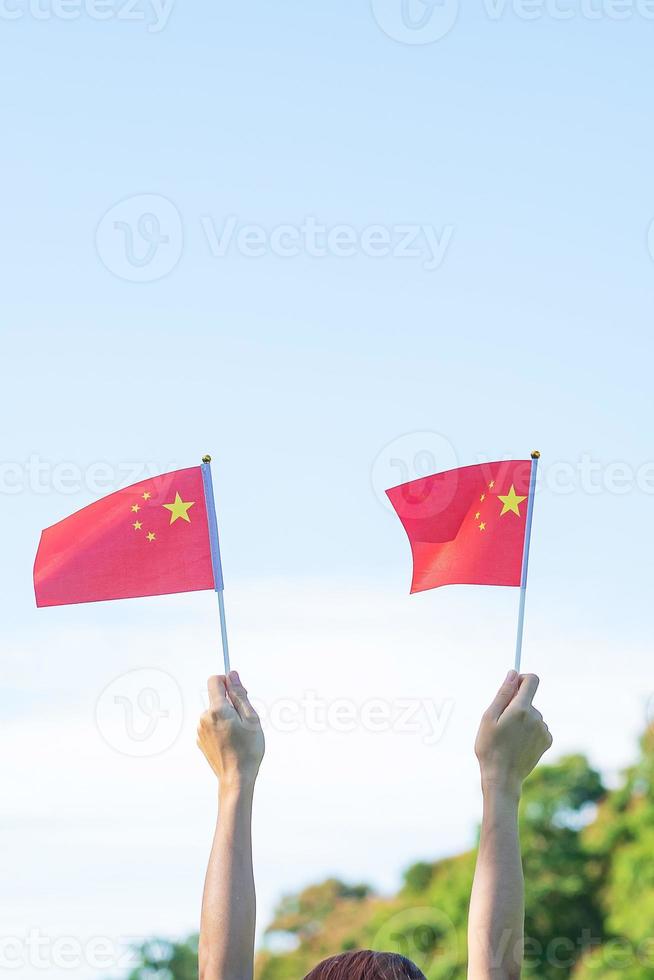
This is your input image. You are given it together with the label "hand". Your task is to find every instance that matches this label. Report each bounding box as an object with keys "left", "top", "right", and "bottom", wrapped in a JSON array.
[
  {"left": 475, "top": 671, "right": 552, "bottom": 796},
  {"left": 197, "top": 671, "right": 265, "bottom": 790}
]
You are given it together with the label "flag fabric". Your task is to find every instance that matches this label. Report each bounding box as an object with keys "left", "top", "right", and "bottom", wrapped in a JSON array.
[
  {"left": 386, "top": 459, "right": 534, "bottom": 594},
  {"left": 34, "top": 467, "right": 217, "bottom": 607}
]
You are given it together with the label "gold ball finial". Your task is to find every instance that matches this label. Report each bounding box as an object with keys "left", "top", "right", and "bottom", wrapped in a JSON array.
[
  {"left": 202, "top": 454, "right": 212, "bottom": 463},
  {"left": 531, "top": 450, "right": 541, "bottom": 459}
]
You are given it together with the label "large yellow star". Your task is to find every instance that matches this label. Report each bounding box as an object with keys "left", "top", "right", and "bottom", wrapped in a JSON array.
[
  {"left": 163, "top": 492, "right": 195, "bottom": 525},
  {"left": 498, "top": 484, "right": 527, "bottom": 517}
]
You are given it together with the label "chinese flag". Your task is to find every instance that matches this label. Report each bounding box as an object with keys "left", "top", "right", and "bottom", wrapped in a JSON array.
[
  {"left": 387, "top": 460, "right": 533, "bottom": 594},
  {"left": 34, "top": 467, "right": 216, "bottom": 607}
]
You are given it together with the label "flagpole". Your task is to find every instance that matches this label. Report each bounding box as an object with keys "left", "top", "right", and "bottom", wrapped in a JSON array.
[
  {"left": 201, "top": 455, "right": 230, "bottom": 675},
  {"left": 514, "top": 451, "right": 540, "bottom": 674}
]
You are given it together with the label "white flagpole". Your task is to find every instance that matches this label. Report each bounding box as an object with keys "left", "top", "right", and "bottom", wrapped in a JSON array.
[
  {"left": 514, "top": 451, "right": 540, "bottom": 674},
  {"left": 201, "top": 455, "right": 231, "bottom": 674}
]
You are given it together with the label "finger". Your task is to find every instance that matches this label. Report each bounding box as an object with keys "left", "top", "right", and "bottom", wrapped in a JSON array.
[
  {"left": 207, "top": 675, "right": 227, "bottom": 709},
  {"left": 226, "top": 670, "right": 259, "bottom": 722},
  {"left": 514, "top": 673, "right": 540, "bottom": 707},
  {"left": 486, "top": 670, "right": 520, "bottom": 721}
]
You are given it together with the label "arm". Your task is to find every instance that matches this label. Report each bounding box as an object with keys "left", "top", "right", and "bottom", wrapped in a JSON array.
[
  {"left": 197, "top": 671, "right": 265, "bottom": 980},
  {"left": 467, "top": 672, "right": 552, "bottom": 980}
]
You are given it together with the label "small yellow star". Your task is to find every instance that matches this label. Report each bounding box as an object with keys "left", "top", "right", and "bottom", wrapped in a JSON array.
[
  {"left": 142, "top": 491, "right": 151, "bottom": 501},
  {"left": 163, "top": 492, "right": 195, "bottom": 525},
  {"left": 475, "top": 511, "right": 480, "bottom": 520},
  {"left": 146, "top": 532, "right": 156, "bottom": 542},
  {"left": 133, "top": 521, "right": 142, "bottom": 530},
  {"left": 480, "top": 493, "right": 486, "bottom": 502},
  {"left": 498, "top": 484, "right": 528, "bottom": 517},
  {"left": 479, "top": 522, "right": 486, "bottom": 531},
  {"left": 131, "top": 504, "right": 140, "bottom": 513},
  {"left": 489, "top": 480, "right": 495, "bottom": 489}
]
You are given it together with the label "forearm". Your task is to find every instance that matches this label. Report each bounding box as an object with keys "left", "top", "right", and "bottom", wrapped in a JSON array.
[
  {"left": 467, "top": 783, "right": 523, "bottom": 980},
  {"left": 200, "top": 781, "right": 257, "bottom": 980}
]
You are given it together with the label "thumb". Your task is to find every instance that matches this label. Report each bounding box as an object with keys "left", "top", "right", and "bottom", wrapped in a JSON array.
[{"left": 486, "top": 670, "right": 520, "bottom": 721}]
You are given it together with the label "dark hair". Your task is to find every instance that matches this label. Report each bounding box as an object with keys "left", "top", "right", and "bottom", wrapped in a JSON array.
[{"left": 304, "top": 949, "right": 426, "bottom": 980}]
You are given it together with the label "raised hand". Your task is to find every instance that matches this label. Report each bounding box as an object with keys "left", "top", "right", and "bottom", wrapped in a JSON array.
[
  {"left": 197, "top": 671, "right": 265, "bottom": 790},
  {"left": 474, "top": 671, "right": 552, "bottom": 796}
]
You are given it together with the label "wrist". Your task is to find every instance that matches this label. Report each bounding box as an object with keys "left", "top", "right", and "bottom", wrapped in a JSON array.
[
  {"left": 481, "top": 773, "right": 522, "bottom": 803},
  {"left": 218, "top": 774, "right": 257, "bottom": 801}
]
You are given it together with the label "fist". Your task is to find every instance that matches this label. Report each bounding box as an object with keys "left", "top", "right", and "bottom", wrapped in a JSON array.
[
  {"left": 197, "top": 671, "right": 265, "bottom": 789},
  {"left": 475, "top": 672, "right": 552, "bottom": 794}
]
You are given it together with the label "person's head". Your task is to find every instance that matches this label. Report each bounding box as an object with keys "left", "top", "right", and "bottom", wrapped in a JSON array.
[{"left": 304, "top": 950, "right": 426, "bottom": 979}]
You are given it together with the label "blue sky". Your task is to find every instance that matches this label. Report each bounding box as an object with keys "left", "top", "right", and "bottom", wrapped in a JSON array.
[{"left": 3, "top": 2, "right": 654, "bottom": 977}]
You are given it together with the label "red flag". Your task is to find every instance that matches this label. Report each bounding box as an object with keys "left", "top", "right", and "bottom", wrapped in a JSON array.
[
  {"left": 386, "top": 460, "right": 533, "bottom": 594},
  {"left": 34, "top": 467, "right": 216, "bottom": 607}
]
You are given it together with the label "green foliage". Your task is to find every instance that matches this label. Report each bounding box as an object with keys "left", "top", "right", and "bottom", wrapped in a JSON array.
[
  {"left": 573, "top": 947, "right": 654, "bottom": 980},
  {"left": 573, "top": 725, "right": 654, "bottom": 976},
  {"left": 402, "top": 861, "right": 435, "bottom": 894},
  {"left": 121, "top": 936, "right": 199, "bottom": 980},
  {"left": 265, "top": 878, "right": 372, "bottom": 941},
  {"left": 255, "top": 756, "right": 608, "bottom": 980},
  {"left": 117, "top": 730, "right": 654, "bottom": 980},
  {"left": 519, "top": 756, "right": 605, "bottom": 979}
]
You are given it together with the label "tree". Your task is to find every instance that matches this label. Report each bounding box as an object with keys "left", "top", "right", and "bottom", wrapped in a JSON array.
[
  {"left": 519, "top": 755, "right": 606, "bottom": 978},
  {"left": 573, "top": 725, "right": 654, "bottom": 978},
  {"left": 402, "top": 861, "right": 435, "bottom": 894},
  {"left": 120, "top": 936, "right": 199, "bottom": 980},
  {"left": 265, "top": 878, "right": 372, "bottom": 942},
  {"left": 121, "top": 746, "right": 654, "bottom": 980}
]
